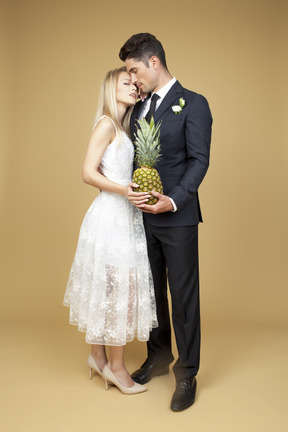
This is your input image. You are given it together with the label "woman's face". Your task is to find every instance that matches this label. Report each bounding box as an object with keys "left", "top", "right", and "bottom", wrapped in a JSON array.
[{"left": 116, "top": 71, "right": 138, "bottom": 107}]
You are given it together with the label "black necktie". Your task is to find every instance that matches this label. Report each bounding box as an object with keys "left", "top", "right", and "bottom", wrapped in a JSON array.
[{"left": 145, "top": 93, "right": 160, "bottom": 123}]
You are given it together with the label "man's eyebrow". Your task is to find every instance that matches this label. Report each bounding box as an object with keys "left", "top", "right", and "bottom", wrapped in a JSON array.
[{"left": 129, "top": 67, "right": 137, "bottom": 72}]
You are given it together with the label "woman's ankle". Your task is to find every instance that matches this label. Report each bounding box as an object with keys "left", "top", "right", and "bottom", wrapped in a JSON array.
[
  {"left": 107, "top": 361, "right": 126, "bottom": 373},
  {"left": 91, "top": 349, "right": 107, "bottom": 369}
]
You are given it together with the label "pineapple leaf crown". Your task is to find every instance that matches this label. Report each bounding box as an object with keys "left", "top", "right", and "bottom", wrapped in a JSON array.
[{"left": 134, "top": 117, "right": 162, "bottom": 168}]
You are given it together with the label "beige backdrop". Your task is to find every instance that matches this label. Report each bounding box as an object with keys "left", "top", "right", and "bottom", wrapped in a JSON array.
[
  {"left": 1, "top": 1, "right": 288, "bottom": 431},
  {"left": 1, "top": 0, "right": 287, "bottom": 325}
]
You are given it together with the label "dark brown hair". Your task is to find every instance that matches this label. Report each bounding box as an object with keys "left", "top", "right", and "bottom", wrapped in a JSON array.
[{"left": 119, "top": 33, "right": 168, "bottom": 69}]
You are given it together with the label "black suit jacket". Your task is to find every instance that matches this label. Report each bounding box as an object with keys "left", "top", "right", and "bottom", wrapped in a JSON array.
[{"left": 130, "top": 81, "right": 212, "bottom": 227}]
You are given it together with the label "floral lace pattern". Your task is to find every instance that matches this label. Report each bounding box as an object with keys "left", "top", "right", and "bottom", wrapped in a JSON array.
[{"left": 64, "top": 117, "right": 158, "bottom": 345}]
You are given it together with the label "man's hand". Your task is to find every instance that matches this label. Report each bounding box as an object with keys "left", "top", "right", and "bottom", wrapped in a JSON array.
[{"left": 138, "top": 190, "right": 173, "bottom": 214}]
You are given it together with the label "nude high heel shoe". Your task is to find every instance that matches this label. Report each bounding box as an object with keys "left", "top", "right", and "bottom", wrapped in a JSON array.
[
  {"left": 102, "top": 365, "right": 147, "bottom": 395},
  {"left": 87, "top": 354, "right": 103, "bottom": 380}
]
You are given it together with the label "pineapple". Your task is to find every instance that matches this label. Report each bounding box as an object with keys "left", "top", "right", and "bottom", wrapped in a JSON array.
[{"left": 132, "top": 117, "right": 163, "bottom": 205}]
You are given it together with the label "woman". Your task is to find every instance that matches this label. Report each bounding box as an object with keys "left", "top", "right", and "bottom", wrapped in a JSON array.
[{"left": 63, "top": 67, "right": 158, "bottom": 394}]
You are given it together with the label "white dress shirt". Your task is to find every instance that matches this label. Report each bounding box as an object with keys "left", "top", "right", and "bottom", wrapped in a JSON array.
[
  {"left": 140, "top": 77, "right": 178, "bottom": 212},
  {"left": 140, "top": 77, "right": 177, "bottom": 119}
]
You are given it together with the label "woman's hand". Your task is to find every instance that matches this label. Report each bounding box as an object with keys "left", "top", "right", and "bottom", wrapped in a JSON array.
[
  {"left": 126, "top": 183, "right": 150, "bottom": 205},
  {"left": 139, "top": 90, "right": 149, "bottom": 101}
]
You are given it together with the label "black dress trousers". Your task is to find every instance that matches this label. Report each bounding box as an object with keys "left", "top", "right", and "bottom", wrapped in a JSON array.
[{"left": 144, "top": 219, "right": 201, "bottom": 380}]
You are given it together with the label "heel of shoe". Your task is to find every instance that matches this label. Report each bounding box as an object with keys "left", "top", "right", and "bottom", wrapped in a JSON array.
[
  {"left": 157, "top": 366, "right": 169, "bottom": 377},
  {"left": 87, "top": 354, "right": 103, "bottom": 379},
  {"left": 104, "top": 379, "right": 110, "bottom": 391}
]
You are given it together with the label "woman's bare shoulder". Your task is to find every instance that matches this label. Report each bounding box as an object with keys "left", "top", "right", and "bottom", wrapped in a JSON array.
[{"left": 94, "top": 116, "right": 116, "bottom": 133}]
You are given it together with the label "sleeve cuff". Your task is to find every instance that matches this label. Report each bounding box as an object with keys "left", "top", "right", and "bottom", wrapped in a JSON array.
[{"left": 169, "top": 197, "right": 177, "bottom": 212}]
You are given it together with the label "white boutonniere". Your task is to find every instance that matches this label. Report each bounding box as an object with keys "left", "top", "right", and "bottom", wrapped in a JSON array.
[{"left": 172, "top": 98, "right": 185, "bottom": 114}]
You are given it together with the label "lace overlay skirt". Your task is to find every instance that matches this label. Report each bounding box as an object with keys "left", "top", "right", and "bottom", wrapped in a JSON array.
[{"left": 63, "top": 191, "right": 158, "bottom": 345}]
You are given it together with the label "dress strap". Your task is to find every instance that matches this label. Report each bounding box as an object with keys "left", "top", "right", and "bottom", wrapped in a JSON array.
[{"left": 93, "top": 115, "right": 117, "bottom": 131}]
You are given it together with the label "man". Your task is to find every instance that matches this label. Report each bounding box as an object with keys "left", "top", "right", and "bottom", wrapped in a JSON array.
[{"left": 119, "top": 33, "right": 212, "bottom": 411}]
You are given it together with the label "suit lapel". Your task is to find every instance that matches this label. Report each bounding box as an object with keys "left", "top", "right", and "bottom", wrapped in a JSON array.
[
  {"left": 153, "top": 81, "right": 183, "bottom": 123},
  {"left": 130, "top": 82, "right": 183, "bottom": 136}
]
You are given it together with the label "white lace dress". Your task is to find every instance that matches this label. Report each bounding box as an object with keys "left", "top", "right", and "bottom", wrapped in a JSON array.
[{"left": 63, "top": 117, "right": 158, "bottom": 345}]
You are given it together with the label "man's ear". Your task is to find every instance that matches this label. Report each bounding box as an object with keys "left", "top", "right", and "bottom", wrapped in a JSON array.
[{"left": 150, "top": 56, "right": 160, "bottom": 70}]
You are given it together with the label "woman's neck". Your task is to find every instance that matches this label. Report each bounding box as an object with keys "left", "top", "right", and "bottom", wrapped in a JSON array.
[{"left": 117, "top": 103, "right": 127, "bottom": 126}]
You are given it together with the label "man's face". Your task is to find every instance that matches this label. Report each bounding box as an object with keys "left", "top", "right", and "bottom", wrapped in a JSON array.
[{"left": 125, "top": 58, "right": 157, "bottom": 94}]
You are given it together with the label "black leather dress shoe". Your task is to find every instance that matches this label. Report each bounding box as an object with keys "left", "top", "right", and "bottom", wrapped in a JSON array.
[
  {"left": 131, "top": 359, "right": 169, "bottom": 384},
  {"left": 170, "top": 376, "right": 197, "bottom": 412}
]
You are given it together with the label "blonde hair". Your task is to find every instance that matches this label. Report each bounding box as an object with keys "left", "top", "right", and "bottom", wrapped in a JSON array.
[{"left": 93, "top": 67, "right": 134, "bottom": 137}]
